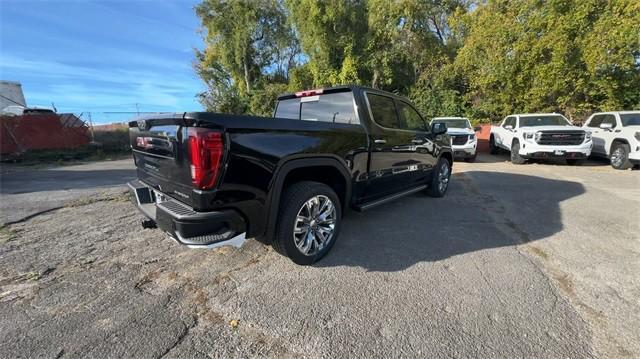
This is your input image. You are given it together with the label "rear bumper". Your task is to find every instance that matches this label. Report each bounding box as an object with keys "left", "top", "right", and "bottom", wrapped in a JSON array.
[{"left": 128, "top": 180, "right": 246, "bottom": 247}]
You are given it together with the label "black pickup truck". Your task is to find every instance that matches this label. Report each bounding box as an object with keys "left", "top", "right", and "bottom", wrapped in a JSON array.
[{"left": 128, "top": 85, "right": 453, "bottom": 264}]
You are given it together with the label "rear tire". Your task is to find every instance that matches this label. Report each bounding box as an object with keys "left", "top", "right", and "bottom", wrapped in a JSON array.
[
  {"left": 566, "top": 159, "right": 585, "bottom": 166},
  {"left": 510, "top": 140, "right": 527, "bottom": 164},
  {"left": 610, "top": 143, "right": 632, "bottom": 170},
  {"left": 426, "top": 157, "right": 451, "bottom": 198},
  {"left": 272, "top": 181, "right": 341, "bottom": 265},
  {"left": 489, "top": 135, "right": 499, "bottom": 154}
]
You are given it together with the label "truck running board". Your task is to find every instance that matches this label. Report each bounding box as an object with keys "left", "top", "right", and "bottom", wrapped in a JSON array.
[{"left": 355, "top": 185, "right": 427, "bottom": 211}]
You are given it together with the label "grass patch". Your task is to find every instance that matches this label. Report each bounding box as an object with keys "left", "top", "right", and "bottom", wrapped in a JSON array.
[
  {"left": 93, "top": 127, "right": 130, "bottom": 153},
  {"left": 25, "top": 271, "right": 41, "bottom": 281},
  {"left": 65, "top": 192, "right": 131, "bottom": 208},
  {"left": 0, "top": 225, "right": 18, "bottom": 243}
]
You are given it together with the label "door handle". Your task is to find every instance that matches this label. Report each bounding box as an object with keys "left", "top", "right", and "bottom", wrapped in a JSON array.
[{"left": 374, "top": 139, "right": 387, "bottom": 144}]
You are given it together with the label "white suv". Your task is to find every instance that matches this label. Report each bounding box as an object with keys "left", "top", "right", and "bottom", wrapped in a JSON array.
[
  {"left": 430, "top": 117, "right": 478, "bottom": 162},
  {"left": 583, "top": 111, "right": 640, "bottom": 170},
  {"left": 490, "top": 113, "right": 592, "bottom": 165}
]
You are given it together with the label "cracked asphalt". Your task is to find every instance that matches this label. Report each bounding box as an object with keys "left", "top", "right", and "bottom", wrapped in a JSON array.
[{"left": 0, "top": 155, "right": 638, "bottom": 358}]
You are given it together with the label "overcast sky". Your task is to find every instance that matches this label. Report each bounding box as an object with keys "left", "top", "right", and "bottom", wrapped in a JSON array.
[{"left": 0, "top": 0, "right": 205, "bottom": 122}]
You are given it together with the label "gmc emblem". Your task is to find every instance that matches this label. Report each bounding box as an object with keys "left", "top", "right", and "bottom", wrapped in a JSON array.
[
  {"left": 137, "top": 120, "right": 147, "bottom": 130},
  {"left": 551, "top": 134, "right": 571, "bottom": 138}
]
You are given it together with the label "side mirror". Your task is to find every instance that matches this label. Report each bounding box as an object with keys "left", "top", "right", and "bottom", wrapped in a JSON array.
[
  {"left": 474, "top": 126, "right": 482, "bottom": 132},
  {"left": 431, "top": 122, "right": 447, "bottom": 135},
  {"left": 599, "top": 123, "right": 613, "bottom": 130},
  {"left": 504, "top": 125, "right": 514, "bottom": 130}
]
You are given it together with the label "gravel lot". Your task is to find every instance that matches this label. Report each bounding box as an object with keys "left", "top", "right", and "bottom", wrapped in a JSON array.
[{"left": 0, "top": 155, "right": 638, "bottom": 358}]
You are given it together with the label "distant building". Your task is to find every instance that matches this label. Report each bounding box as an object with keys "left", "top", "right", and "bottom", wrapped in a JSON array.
[{"left": 0, "top": 80, "right": 27, "bottom": 110}]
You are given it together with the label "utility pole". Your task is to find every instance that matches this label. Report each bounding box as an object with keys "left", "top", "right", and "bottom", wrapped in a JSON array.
[{"left": 88, "top": 112, "right": 95, "bottom": 142}]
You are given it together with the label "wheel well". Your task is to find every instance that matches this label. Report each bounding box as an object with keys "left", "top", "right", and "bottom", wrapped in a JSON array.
[
  {"left": 610, "top": 138, "right": 629, "bottom": 153},
  {"left": 440, "top": 152, "right": 453, "bottom": 166},
  {"left": 282, "top": 166, "right": 347, "bottom": 209}
]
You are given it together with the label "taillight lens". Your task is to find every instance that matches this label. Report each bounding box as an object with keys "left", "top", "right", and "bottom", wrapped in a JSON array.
[{"left": 187, "top": 128, "right": 223, "bottom": 190}]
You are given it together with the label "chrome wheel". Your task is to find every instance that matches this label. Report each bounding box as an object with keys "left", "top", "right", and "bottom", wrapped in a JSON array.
[
  {"left": 293, "top": 195, "right": 336, "bottom": 256},
  {"left": 611, "top": 147, "right": 624, "bottom": 167},
  {"left": 437, "top": 163, "right": 450, "bottom": 193}
]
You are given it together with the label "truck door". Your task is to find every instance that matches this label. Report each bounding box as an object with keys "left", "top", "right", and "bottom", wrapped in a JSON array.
[
  {"left": 493, "top": 117, "right": 506, "bottom": 147},
  {"left": 586, "top": 114, "right": 606, "bottom": 154},
  {"left": 363, "top": 92, "right": 427, "bottom": 200},
  {"left": 499, "top": 116, "right": 517, "bottom": 148},
  {"left": 396, "top": 100, "right": 437, "bottom": 180},
  {"left": 600, "top": 114, "right": 618, "bottom": 155}
]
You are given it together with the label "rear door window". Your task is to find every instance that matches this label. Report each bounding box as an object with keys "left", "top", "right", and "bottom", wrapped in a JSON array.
[
  {"left": 366, "top": 93, "right": 399, "bottom": 129},
  {"left": 275, "top": 92, "right": 358, "bottom": 124}
]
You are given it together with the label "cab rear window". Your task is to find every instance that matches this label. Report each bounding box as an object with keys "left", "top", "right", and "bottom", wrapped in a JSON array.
[{"left": 275, "top": 92, "right": 358, "bottom": 125}]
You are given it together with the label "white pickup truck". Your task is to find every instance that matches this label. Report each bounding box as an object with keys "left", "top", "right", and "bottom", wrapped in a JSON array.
[
  {"left": 490, "top": 113, "right": 592, "bottom": 165},
  {"left": 583, "top": 111, "right": 640, "bottom": 170},
  {"left": 430, "top": 117, "right": 479, "bottom": 162}
]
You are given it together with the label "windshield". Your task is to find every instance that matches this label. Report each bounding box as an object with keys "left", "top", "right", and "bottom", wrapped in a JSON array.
[
  {"left": 431, "top": 119, "right": 470, "bottom": 129},
  {"left": 519, "top": 115, "right": 571, "bottom": 127},
  {"left": 274, "top": 91, "right": 358, "bottom": 124},
  {"left": 620, "top": 113, "right": 640, "bottom": 126}
]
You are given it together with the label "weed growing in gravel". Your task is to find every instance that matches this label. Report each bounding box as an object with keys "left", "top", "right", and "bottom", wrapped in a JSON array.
[
  {"left": 65, "top": 191, "right": 130, "bottom": 207},
  {"left": 0, "top": 225, "right": 18, "bottom": 243},
  {"left": 25, "top": 272, "right": 40, "bottom": 281}
]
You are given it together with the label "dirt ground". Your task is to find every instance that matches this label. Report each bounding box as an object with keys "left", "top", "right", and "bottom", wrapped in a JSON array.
[{"left": 0, "top": 155, "right": 638, "bottom": 358}]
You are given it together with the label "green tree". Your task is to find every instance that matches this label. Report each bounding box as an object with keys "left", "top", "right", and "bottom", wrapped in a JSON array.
[
  {"left": 285, "top": 0, "right": 368, "bottom": 87},
  {"left": 195, "top": 0, "right": 299, "bottom": 114},
  {"left": 453, "top": 0, "right": 640, "bottom": 121}
]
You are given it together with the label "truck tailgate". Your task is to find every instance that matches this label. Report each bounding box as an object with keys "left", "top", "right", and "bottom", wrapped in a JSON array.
[{"left": 129, "top": 115, "right": 200, "bottom": 207}]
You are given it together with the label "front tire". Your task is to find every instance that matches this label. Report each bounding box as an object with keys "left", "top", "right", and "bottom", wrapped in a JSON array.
[
  {"left": 426, "top": 157, "right": 451, "bottom": 197},
  {"left": 272, "top": 181, "right": 341, "bottom": 265},
  {"left": 610, "top": 143, "right": 632, "bottom": 170},
  {"left": 510, "top": 140, "right": 527, "bottom": 164}
]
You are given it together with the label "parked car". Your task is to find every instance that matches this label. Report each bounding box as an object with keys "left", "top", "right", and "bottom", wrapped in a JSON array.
[
  {"left": 128, "top": 85, "right": 453, "bottom": 265},
  {"left": 583, "top": 111, "right": 640, "bottom": 170},
  {"left": 490, "top": 113, "right": 592, "bottom": 165},
  {"left": 430, "top": 117, "right": 478, "bottom": 162}
]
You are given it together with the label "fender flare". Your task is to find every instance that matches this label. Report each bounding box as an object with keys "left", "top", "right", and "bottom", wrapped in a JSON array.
[
  {"left": 439, "top": 149, "right": 453, "bottom": 164},
  {"left": 263, "top": 155, "right": 352, "bottom": 239},
  {"left": 609, "top": 138, "right": 630, "bottom": 154}
]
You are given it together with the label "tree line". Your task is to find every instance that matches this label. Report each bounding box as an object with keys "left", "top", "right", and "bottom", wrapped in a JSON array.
[{"left": 194, "top": 0, "right": 640, "bottom": 122}]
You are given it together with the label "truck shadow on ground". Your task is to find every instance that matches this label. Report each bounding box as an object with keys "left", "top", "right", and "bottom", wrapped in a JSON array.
[
  {"left": 0, "top": 169, "right": 137, "bottom": 194},
  {"left": 317, "top": 171, "right": 586, "bottom": 272}
]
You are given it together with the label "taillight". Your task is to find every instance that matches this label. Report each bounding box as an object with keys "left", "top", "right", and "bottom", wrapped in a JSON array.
[
  {"left": 295, "top": 88, "right": 324, "bottom": 97},
  {"left": 187, "top": 128, "right": 223, "bottom": 190}
]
